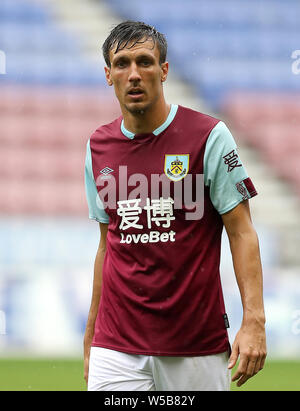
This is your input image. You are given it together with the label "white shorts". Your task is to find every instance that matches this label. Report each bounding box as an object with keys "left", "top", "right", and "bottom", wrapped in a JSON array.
[{"left": 88, "top": 347, "right": 231, "bottom": 391}]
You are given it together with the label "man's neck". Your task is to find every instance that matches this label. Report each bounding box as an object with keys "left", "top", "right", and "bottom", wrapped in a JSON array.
[{"left": 122, "top": 100, "right": 171, "bottom": 135}]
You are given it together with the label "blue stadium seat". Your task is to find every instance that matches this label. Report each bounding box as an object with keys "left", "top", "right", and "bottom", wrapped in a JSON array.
[
  {"left": 168, "top": 28, "right": 298, "bottom": 61},
  {"left": 107, "top": 0, "right": 300, "bottom": 30},
  {"left": 188, "top": 59, "right": 300, "bottom": 108},
  {"left": 1, "top": 53, "right": 106, "bottom": 86},
  {"left": 104, "top": 0, "right": 300, "bottom": 109},
  {"left": 0, "top": 0, "right": 105, "bottom": 86},
  {"left": 0, "top": 0, "right": 50, "bottom": 23},
  {"left": 0, "top": 23, "right": 80, "bottom": 54}
]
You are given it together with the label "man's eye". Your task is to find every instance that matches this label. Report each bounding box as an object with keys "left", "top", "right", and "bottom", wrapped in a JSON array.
[
  {"left": 141, "top": 60, "right": 151, "bottom": 66},
  {"left": 116, "top": 61, "right": 126, "bottom": 68}
]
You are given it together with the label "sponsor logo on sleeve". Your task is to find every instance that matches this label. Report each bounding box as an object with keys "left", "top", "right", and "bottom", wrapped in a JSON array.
[
  {"left": 223, "top": 149, "right": 242, "bottom": 172},
  {"left": 236, "top": 177, "right": 257, "bottom": 200}
]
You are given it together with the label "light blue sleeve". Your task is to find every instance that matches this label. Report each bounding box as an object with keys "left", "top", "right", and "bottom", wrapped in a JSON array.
[
  {"left": 84, "top": 139, "right": 109, "bottom": 224},
  {"left": 204, "top": 121, "right": 257, "bottom": 214}
]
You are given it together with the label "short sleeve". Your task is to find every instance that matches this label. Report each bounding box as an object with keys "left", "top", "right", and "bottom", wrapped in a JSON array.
[
  {"left": 84, "top": 139, "right": 110, "bottom": 224},
  {"left": 204, "top": 121, "right": 257, "bottom": 214}
]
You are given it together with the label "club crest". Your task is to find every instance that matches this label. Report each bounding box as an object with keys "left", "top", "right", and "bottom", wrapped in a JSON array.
[{"left": 164, "top": 154, "right": 189, "bottom": 181}]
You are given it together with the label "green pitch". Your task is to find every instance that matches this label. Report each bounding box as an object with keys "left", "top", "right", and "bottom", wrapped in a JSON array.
[{"left": 0, "top": 358, "right": 299, "bottom": 391}]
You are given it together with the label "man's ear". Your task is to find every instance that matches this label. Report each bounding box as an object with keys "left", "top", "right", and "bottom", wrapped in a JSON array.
[
  {"left": 160, "top": 61, "right": 169, "bottom": 83},
  {"left": 104, "top": 66, "right": 113, "bottom": 86}
]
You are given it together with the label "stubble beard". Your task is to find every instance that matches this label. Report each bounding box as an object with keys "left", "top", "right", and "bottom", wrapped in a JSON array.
[
  {"left": 124, "top": 93, "right": 160, "bottom": 116},
  {"left": 124, "top": 101, "right": 152, "bottom": 116}
]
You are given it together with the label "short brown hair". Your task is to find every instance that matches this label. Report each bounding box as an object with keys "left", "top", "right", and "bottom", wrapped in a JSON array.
[{"left": 102, "top": 20, "right": 168, "bottom": 67}]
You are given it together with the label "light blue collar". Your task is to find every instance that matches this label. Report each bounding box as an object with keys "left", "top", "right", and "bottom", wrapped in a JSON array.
[{"left": 121, "top": 104, "right": 178, "bottom": 139}]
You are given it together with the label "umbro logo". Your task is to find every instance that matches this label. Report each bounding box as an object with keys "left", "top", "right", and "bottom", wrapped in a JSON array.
[
  {"left": 100, "top": 167, "right": 114, "bottom": 175},
  {"left": 100, "top": 167, "right": 114, "bottom": 179}
]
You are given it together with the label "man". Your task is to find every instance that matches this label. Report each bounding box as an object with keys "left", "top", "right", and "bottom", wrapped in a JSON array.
[{"left": 84, "top": 20, "right": 266, "bottom": 391}]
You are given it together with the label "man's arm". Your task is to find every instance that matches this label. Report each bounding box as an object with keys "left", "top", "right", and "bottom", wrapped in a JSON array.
[
  {"left": 83, "top": 222, "right": 108, "bottom": 385},
  {"left": 222, "top": 200, "right": 267, "bottom": 387}
]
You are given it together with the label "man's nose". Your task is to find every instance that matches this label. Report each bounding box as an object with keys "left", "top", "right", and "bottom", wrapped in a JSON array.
[{"left": 128, "top": 63, "right": 141, "bottom": 82}]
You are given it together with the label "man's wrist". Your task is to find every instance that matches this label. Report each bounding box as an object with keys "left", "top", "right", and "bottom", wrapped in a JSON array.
[{"left": 242, "top": 310, "right": 266, "bottom": 327}]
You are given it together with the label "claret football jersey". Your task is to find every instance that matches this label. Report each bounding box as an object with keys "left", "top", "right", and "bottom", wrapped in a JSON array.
[{"left": 85, "top": 104, "right": 257, "bottom": 356}]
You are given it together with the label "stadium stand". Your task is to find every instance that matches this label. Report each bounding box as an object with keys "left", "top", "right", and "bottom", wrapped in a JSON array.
[
  {"left": 0, "top": 0, "right": 299, "bottom": 254},
  {"left": 221, "top": 92, "right": 300, "bottom": 196},
  {"left": 0, "top": 0, "right": 120, "bottom": 216},
  {"left": 1, "top": 0, "right": 300, "bottom": 359}
]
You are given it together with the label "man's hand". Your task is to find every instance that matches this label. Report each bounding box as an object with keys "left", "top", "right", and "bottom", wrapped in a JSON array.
[
  {"left": 222, "top": 201, "right": 267, "bottom": 387},
  {"left": 228, "top": 319, "right": 267, "bottom": 387}
]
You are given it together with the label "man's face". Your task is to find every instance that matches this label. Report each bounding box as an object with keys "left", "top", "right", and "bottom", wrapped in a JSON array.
[{"left": 105, "top": 38, "right": 168, "bottom": 114}]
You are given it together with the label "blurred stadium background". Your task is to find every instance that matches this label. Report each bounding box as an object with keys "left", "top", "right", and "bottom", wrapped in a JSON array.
[{"left": 0, "top": 0, "right": 300, "bottom": 391}]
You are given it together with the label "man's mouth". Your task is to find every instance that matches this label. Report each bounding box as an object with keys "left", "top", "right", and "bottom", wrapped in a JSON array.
[{"left": 128, "top": 88, "right": 144, "bottom": 98}]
